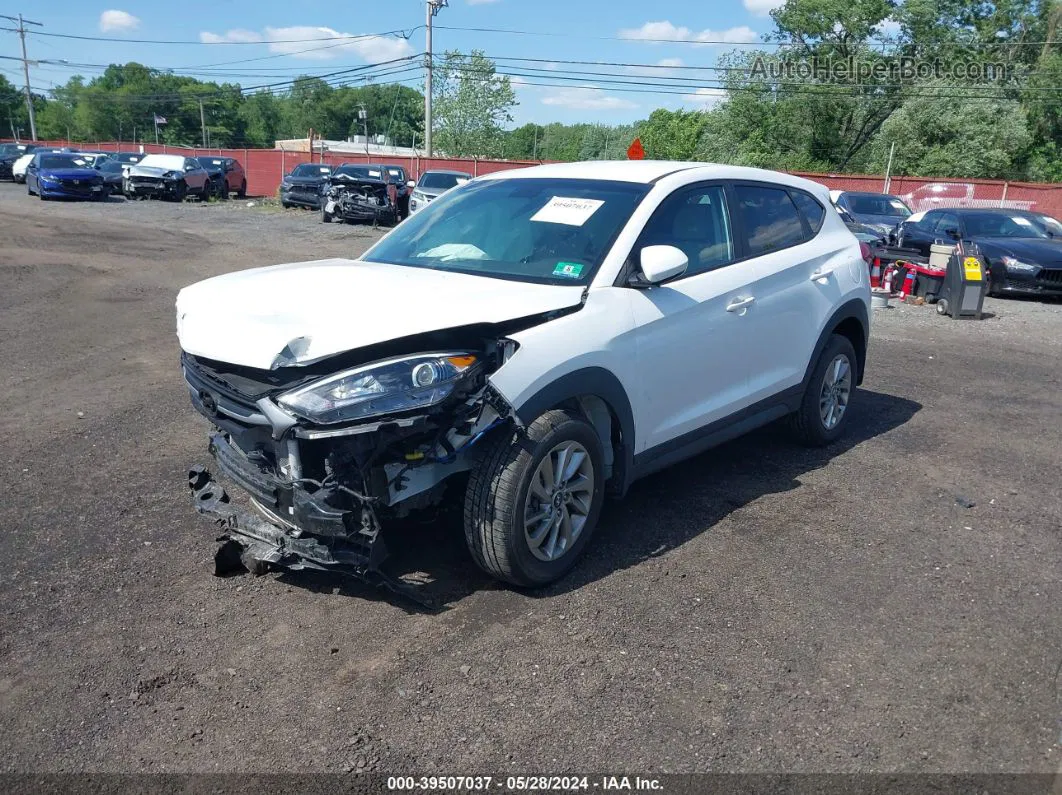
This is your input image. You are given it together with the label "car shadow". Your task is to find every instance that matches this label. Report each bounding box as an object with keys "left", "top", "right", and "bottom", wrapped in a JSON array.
[{"left": 275, "top": 388, "right": 922, "bottom": 613}]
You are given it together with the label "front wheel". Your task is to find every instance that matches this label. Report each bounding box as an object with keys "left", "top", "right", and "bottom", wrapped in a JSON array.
[
  {"left": 790, "top": 334, "right": 857, "bottom": 447},
  {"left": 464, "top": 409, "right": 605, "bottom": 587},
  {"left": 173, "top": 180, "right": 187, "bottom": 202},
  {"left": 321, "top": 204, "right": 333, "bottom": 223}
]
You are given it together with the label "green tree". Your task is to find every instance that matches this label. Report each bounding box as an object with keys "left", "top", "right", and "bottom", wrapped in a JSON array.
[{"left": 432, "top": 50, "right": 517, "bottom": 157}]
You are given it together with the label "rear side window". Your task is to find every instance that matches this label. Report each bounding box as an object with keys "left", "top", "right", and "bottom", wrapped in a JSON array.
[
  {"left": 790, "top": 190, "right": 825, "bottom": 236},
  {"left": 734, "top": 185, "right": 806, "bottom": 256}
]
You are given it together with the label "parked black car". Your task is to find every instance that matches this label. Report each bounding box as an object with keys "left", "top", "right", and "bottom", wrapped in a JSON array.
[
  {"left": 195, "top": 156, "right": 246, "bottom": 198},
  {"left": 0, "top": 142, "right": 36, "bottom": 180},
  {"left": 379, "top": 164, "right": 412, "bottom": 218},
  {"left": 279, "top": 162, "right": 333, "bottom": 209},
  {"left": 1010, "top": 209, "right": 1062, "bottom": 239},
  {"left": 321, "top": 164, "right": 399, "bottom": 226},
  {"left": 97, "top": 159, "right": 126, "bottom": 196},
  {"left": 896, "top": 207, "right": 1062, "bottom": 297},
  {"left": 832, "top": 190, "right": 913, "bottom": 239}
]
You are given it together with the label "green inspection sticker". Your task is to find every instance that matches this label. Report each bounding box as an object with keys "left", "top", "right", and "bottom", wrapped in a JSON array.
[{"left": 553, "top": 262, "right": 584, "bottom": 278}]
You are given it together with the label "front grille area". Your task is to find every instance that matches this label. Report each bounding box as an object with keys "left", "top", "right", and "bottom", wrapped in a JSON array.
[
  {"left": 209, "top": 433, "right": 281, "bottom": 509},
  {"left": 1038, "top": 268, "right": 1062, "bottom": 286}
]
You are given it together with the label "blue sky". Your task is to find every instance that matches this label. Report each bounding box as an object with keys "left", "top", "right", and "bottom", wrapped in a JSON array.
[{"left": 1, "top": 0, "right": 789, "bottom": 126}]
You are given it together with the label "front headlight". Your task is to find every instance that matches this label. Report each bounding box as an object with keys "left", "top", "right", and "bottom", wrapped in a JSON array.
[
  {"left": 277, "top": 352, "right": 479, "bottom": 425},
  {"left": 412, "top": 190, "right": 429, "bottom": 203},
  {"left": 162, "top": 171, "right": 178, "bottom": 180},
  {"left": 1001, "top": 256, "right": 1040, "bottom": 275}
]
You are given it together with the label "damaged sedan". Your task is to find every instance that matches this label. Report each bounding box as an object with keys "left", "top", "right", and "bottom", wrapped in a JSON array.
[
  {"left": 179, "top": 161, "right": 870, "bottom": 593},
  {"left": 321, "top": 164, "right": 399, "bottom": 226}
]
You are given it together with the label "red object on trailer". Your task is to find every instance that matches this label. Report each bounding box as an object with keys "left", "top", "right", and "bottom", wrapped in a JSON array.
[{"left": 899, "top": 268, "right": 917, "bottom": 299}]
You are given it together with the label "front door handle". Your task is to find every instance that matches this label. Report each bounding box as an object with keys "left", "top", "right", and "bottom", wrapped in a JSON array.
[
  {"left": 726, "top": 296, "right": 756, "bottom": 313},
  {"left": 810, "top": 267, "right": 837, "bottom": 281}
]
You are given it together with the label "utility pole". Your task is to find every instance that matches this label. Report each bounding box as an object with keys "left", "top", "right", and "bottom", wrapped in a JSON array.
[
  {"left": 1, "top": 13, "right": 42, "bottom": 140},
  {"left": 424, "top": 0, "right": 447, "bottom": 158},
  {"left": 358, "top": 104, "right": 369, "bottom": 158},
  {"left": 199, "top": 99, "right": 207, "bottom": 148},
  {"left": 883, "top": 141, "right": 896, "bottom": 193}
]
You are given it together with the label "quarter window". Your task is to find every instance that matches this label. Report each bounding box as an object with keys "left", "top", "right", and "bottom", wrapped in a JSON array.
[
  {"left": 734, "top": 185, "right": 806, "bottom": 256},
  {"left": 789, "top": 190, "right": 825, "bottom": 236},
  {"left": 638, "top": 185, "right": 734, "bottom": 276}
]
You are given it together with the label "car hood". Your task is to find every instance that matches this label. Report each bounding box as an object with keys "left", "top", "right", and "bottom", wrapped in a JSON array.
[
  {"left": 176, "top": 258, "right": 586, "bottom": 370},
  {"left": 850, "top": 213, "right": 906, "bottom": 229},
  {"left": 284, "top": 176, "right": 327, "bottom": 187},
  {"left": 39, "top": 168, "right": 99, "bottom": 180},
  {"left": 127, "top": 165, "right": 179, "bottom": 178},
  {"left": 975, "top": 236, "right": 1062, "bottom": 266}
]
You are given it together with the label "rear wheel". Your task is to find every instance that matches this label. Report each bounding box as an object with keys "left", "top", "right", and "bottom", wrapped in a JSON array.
[
  {"left": 790, "top": 334, "right": 857, "bottom": 447},
  {"left": 237, "top": 180, "right": 247, "bottom": 199},
  {"left": 464, "top": 409, "right": 605, "bottom": 587}
]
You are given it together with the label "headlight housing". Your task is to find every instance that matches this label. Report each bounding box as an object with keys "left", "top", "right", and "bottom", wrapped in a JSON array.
[
  {"left": 277, "top": 352, "right": 479, "bottom": 425},
  {"left": 1001, "top": 256, "right": 1040, "bottom": 275},
  {"left": 162, "top": 170, "right": 178, "bottom": 180}
]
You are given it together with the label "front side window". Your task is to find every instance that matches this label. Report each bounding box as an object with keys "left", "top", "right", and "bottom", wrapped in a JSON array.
[
  {"left": 638, "top": 184, "right": 734, "bottom": 276},
  {"left": 735, "top": 185, "right": 806, "bottom": 256},
  {"left": 363, "top": 177, "right": 649, "bottom": 285},
  {"left": 962, "top": 212, "right": 1049, "bottom": 239},
  {"left": 934, "top": 212, "right": 960, "bottom": 235}
]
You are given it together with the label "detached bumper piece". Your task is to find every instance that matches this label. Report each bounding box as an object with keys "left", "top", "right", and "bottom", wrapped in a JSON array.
[{"left": 187, "top": 441, "right": 430, "bottom": 606}]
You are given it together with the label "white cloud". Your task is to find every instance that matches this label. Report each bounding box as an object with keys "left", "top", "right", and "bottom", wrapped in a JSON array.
[
  {"left": 682, "top": 87, "right": 727, "bottom": 108},
  {"left": 541, "top": 86, "right": 638, "bottom": 111},
  {"left": 198, "top": 25, "right": 414, "bottom": 61},
  {"left": 199, "top": 29, "right": 263, "bottom": 44},
  {"left": 99, "top": 10, "right": 140, "bottom": 33},
  {"left": 743, "top": 0, "right": 783, "bottom": 17},
  {"left": 657, "top": 57, "right": 685, "bottom": 67},
  {"left": 618, "top": 20, "right": 758, "bottom": 46}
]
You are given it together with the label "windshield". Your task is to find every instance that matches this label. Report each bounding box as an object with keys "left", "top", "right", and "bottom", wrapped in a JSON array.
[
  {"left": 39, "top": 154, "right": 93, "bottom": 169},
  {"left": 1024, "top": 213, "right": 1062, "bottom": 237},
  {"left": 291, "top": 164, "right": 331, "bottom": 177},
  {"left": 334, "top": 165, "right": 383, "bottom": 180},
  {"left": 419, "top": 172, "right": 469, "bottom": 191},
  {"left": 845, "top": 194, "right": 911, "bottom": 217},
  {"left": 963, "top": 212, "right": 1050, "bottom": 238},
  {"left": 385, "top": 166, "right": 406, "bottom": 180},
  {"left": 364, "top": 177, "right": 650, "bottom": 285},
  {"left": 0, "top": 143, "right": 26, "bottom": 155},
  {"left": 197, "top": 158, "right": 224, "bottom": 168},
  {"left": 100, "top": 161, "right": 124, "bottom": 173}
]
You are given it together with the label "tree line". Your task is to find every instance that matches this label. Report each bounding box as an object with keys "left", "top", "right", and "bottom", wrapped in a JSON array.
[{"left": 2, "top": 0, "right": 1061, "bottom": 181}]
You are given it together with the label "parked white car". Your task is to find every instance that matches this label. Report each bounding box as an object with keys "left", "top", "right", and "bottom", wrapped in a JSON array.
[
  {"left": 408, "top": 169, "right": 471, "bottom": 215},
  {"left": 178, "top": 161, "right": 870, "bottom": 591},
  {"left": 125, "top": 154, "right": 211, "bottom": 200}
]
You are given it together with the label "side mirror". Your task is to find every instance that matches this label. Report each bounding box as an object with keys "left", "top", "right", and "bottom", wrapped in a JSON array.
[
  {"left": 637, "top": 245, "right": 688, "bottom": 285},
  {"left": 944, "top": 227, "right": 960, "bottom": 240},
  {"left": 406, "top": 180, "right": 417, "bottom": 189}
]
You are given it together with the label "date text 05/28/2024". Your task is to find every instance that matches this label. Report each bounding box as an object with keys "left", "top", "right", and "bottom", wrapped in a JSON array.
[{"left": 387, "top": 776, "right": 664, "bottom": 792}]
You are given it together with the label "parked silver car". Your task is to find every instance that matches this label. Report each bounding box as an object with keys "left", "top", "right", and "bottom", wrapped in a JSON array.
[
  {"left": 125, "top": 154, "right": 211, "bottom": 201},
  {"left": 408, "top": 169, "right": 471, "bottom": 215}
]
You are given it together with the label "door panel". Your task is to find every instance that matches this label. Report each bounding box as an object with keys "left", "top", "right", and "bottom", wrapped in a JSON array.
[{"left": 624, "top": 182, "right": 753, "bottom": 451}]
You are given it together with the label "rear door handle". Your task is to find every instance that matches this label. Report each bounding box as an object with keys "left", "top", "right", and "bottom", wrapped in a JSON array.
[
  {"left": 726, "top": 296, "right": 756, "bottom": 313},
  {"left": 810, "top": 267, "right": 837, "bottom": 281}
]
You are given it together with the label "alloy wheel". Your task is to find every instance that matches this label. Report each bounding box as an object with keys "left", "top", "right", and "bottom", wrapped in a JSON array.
[
  {"left": 523, "top": 441, "right": 595, "bottom": 562},
  {"left": 819, "top": 354, "right": 853, "bottom": 430}
]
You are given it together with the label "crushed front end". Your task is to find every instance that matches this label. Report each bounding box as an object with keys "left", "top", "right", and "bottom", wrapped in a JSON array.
[
  {"left": 323, "top": 177, "right": 397, "bottom": 225},
  {"left": 182, "top": 344, "right": 512, "bottom": 594}
]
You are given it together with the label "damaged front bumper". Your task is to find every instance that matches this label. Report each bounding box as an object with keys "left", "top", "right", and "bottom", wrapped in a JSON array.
[{"left": 182, "top": 351, "right": 511, "bottom": 595}]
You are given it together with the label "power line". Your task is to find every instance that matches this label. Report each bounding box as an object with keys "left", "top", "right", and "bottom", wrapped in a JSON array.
[{"left": 0, "top": 26, "right": 422, "bottom": 46}]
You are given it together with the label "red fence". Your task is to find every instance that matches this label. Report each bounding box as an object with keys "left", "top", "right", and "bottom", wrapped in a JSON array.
[{"left": 11, "top": 139, "right": 1062, "bottom": 219}]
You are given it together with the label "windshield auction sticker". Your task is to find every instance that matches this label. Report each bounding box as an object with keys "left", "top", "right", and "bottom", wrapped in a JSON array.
[{"left": 531, "top": 197, "right": 605, "bottom": 226}]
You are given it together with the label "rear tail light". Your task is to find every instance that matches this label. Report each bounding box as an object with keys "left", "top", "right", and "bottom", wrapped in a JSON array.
[{"left": 859, "top": 241, "right": 873, "bottom": 266}]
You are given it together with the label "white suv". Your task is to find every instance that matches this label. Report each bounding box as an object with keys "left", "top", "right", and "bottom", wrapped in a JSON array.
[{"left": 178, "top": 161, "right": 870, "bottom": 591}]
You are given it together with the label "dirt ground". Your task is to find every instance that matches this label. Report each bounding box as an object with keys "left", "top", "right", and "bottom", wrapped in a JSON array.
[{"left": 1, "top": 184, "right": 1060, "bottom": 778}]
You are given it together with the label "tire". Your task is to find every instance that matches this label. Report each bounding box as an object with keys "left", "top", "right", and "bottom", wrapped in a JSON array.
[
  {"left": 936, "top": 299, "right": 949, "bottom": 316},
  {"left": 237, "top": 180, "right": 247, "bottom": 199},
  {"left": 321, "top": 205, "right": 333, "bottom": 223},
  {"left": 174, "top": 180, "right": 187, "bottom": 202},
  {"left": 26, "top": 181, "right": 33, "bottom": 196},
  {"left": 790, "top": 334, "right": 858, "bottom": 447},
  {"left": 464, "top": 409, "right": 605, "bottom": 587}
]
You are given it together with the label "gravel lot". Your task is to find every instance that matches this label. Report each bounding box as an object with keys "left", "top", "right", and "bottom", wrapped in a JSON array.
[{"left": 1, "top": 184, "right": 1060, "bottom": 778}]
